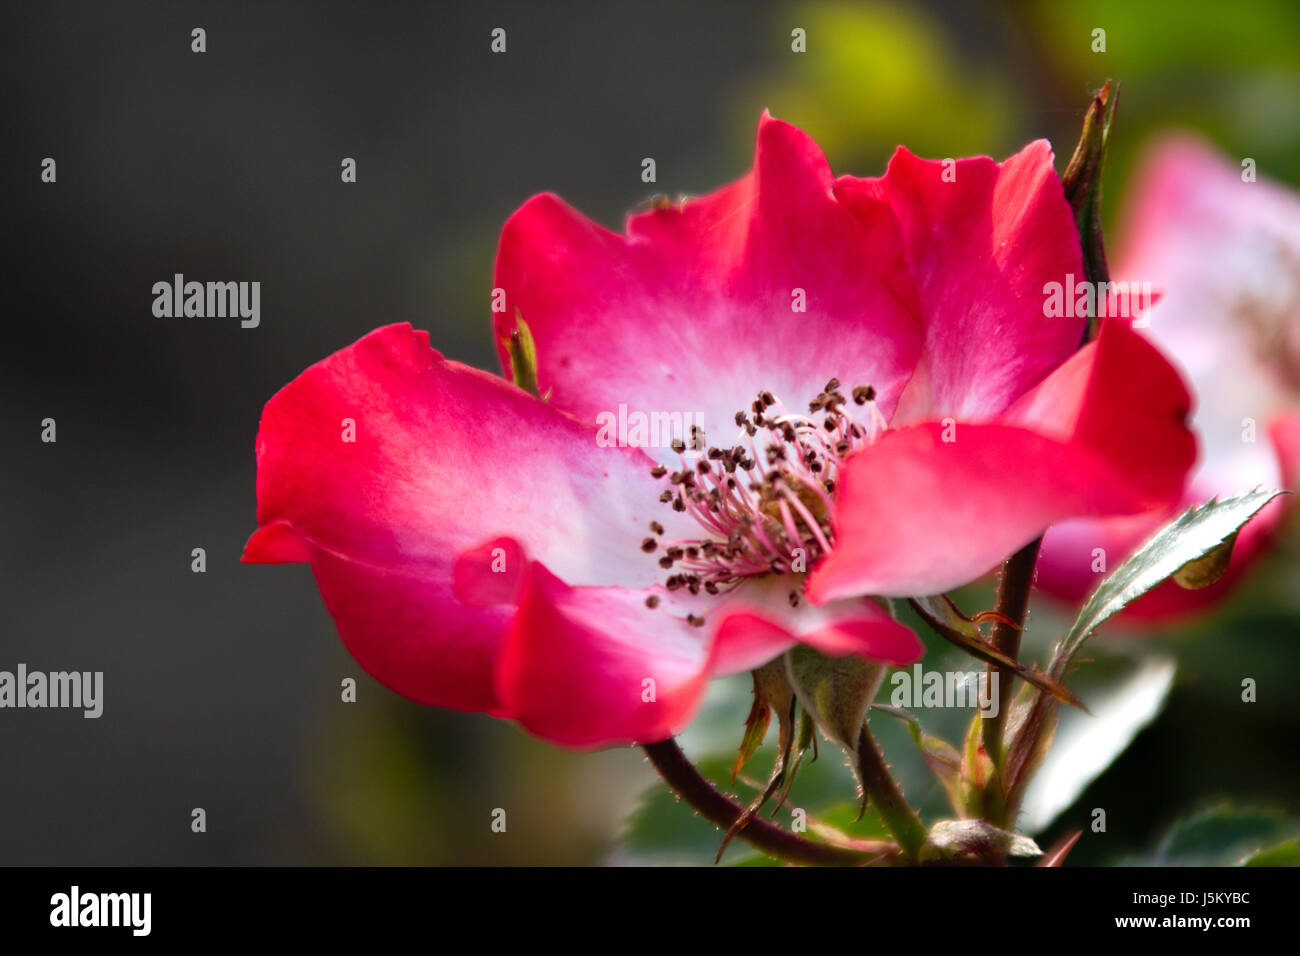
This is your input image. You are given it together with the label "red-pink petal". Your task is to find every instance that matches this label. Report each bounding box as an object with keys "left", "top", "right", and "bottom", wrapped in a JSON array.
[
  {"left": 494, "top": 566, "right": 923, "bottom": 748},
  {"left": 836, "top": 141, "right": 1086, "bottom": 423},
  {"left": 808, "top": 322, "right": 1196, "bottom": 601},
  {"left": 494, "top": 565, "right": 713, "bottom": 748},
  {"left": 1038, "top": 411, "right": 1300, "bottom": 622},
  {"left": 492, "top": 111, "right": 923, "bottom": 447},
  {"left": 304, "top": 548, "right": 512, "bottom": 714},
  {"left": 243, "top": 323, "right": 689, "bottom": 711},
  {"left": 1003, "top": 319, "right": 1197, "bottom": 504},
  {"left": 711, "top": 597, "right": 923, "bottom": 673},
  {"left": 807, "top": 423, "right": 1139, "bottom": 602}
]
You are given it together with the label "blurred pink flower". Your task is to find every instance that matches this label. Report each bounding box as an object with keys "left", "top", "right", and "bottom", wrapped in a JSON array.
[{"left": 1037, "top": 137, "right": 1300, "bottom": 620}]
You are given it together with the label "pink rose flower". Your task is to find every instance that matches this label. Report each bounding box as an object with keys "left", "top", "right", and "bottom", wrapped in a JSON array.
[
  {"left": 1036, "top": 137, "right": 1300, "bottom": 621},
  {"left": 245, "top": 114, "right": 1195, "bottom": 747}
]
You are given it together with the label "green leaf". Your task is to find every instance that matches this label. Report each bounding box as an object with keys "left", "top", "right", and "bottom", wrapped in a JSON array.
[
  {"left": 1057, "top": 489, "right": 1287, "bottom": 671},
  {"left": 1244, "top": 839, "right": 1300, "bottom": 867},
  {"left": 1129, "top": 805, "right": 1300, "bottom": 867},
  {"left": 1012, "top": 493, "right": 1282, "bottom": 811}
]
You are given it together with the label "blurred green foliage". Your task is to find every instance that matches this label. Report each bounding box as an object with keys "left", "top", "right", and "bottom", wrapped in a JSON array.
[{"left": 754, "top": 2, "right": 1015, "bottom": 163}]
